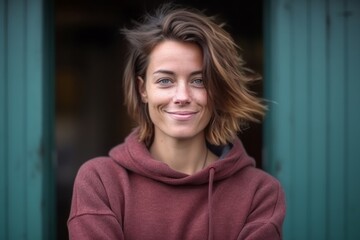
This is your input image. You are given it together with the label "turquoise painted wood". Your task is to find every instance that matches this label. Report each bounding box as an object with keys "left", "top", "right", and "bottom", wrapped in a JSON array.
[
  {"left": 264, "top": 0, "right": 360, "bottom": 239},
  {"left": 0, "top": 0, "right": 7, "bottom": 238},
  {"left": 0, "top": 0, "right": 55, "bottom": 239}
]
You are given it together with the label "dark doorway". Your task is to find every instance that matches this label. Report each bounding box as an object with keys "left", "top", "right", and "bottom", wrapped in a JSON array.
[{"left": 55, "top": 0, "right": 263, "bottom": 238}]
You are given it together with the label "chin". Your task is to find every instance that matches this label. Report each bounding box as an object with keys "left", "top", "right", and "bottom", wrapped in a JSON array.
[{"left": 167, "top": 128, "right": 205, "bottom": 140}]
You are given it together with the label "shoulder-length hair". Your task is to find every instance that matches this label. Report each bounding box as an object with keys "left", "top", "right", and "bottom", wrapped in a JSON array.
[{"left": 122, "top": 4, "right": 266, "bottom": 146}]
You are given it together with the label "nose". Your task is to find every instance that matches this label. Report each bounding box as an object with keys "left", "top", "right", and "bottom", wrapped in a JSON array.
[{"left": 174, "top": 83, "right": 191, "bottom": 105}]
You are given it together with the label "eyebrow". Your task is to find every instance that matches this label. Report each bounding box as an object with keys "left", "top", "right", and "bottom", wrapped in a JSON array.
[{"left": 153, "top": 70, "right": 202, "bottom": 76}]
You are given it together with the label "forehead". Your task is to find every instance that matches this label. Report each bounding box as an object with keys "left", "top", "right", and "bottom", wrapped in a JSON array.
[{"left": 147, "top": 40, "right": 203, "bottom": 74}]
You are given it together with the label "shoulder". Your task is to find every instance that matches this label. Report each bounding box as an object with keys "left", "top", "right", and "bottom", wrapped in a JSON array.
[
  {"left": 76, "top": 157, "right": 112, "bottom": 177},
  {"left": 230, "top": 166, "right": 285, "bottom": 208},
  {"left": 77, "top": 156, "right": 115, "bottom": 173},
  {"left": 71, "top": 156, "right": 129, "bottom": 210},
  {"left": 254, "top": 168, "right": 284, "bottom": 200},
  {"left": 241, "top": 167, "right": 286, "bottom": 215},
  {"left": 69, "top": 157, "right": 125, "bottom": 225},
  {"left": 74, "top": 156, "right": 127, "bottom": 188}
]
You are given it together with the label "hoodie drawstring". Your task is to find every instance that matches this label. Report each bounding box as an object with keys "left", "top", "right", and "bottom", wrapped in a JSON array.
[{"left": 208, "top": 167, "right": 215, "bottom": 240}]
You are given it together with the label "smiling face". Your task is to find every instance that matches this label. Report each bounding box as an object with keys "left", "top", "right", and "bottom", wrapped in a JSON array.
[{"left": 139, "top": 40, "right": 212, "bottom": 143}]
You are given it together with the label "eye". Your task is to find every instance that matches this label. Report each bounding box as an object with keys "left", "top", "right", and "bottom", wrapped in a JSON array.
[
  {"left": 191, "top": 78, "right": 204, "bottom": 87},
  {"left": 156, "top": 78, "right": 173, "bottom": 86}
]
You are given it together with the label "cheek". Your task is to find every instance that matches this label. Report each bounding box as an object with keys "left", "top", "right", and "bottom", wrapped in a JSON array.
[
  {"left": 194, "top": 92, "right": 212, "bottom": 118},
  {"left": 194, "top": 90, "right": 209, "bottom": 106},
  {"left": 147, "top": 104, "right": 159, "bottom": 123},
  {"left": 200, "top": 93, "right": 213, "bottom": 119},
  {"left": 147, "top": 90, "right": 173, "bottom": 106},
  {"left": 146, "top": 96, "right": 168, "bottom": 117}
]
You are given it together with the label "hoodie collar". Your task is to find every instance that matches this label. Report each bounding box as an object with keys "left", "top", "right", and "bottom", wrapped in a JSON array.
[{"left": 109, "top": 129, "right": 255, "bottom": 185}]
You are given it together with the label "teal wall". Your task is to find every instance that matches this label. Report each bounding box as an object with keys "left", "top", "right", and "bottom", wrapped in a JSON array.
[
  {"left": 264, "top": 0, "right": 360, "bottom": 239},
  {"left": 0, "top": 0, "right": 55, "bottom": 239}
]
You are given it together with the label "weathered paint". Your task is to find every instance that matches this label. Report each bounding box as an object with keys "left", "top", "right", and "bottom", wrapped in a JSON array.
[
  {"left": 264, "top": 0, "right": 360, "bottom": 239},
  {"left": 0, "top": 0, "right": 55, "bottom": 239}
]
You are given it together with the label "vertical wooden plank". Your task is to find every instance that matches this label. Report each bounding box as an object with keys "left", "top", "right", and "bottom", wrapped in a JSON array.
[
  {"left": 328, "top": 0, "right": 346, "bottom": 239},
  {"left": 346, "top": 0, "right": 360, "bottom": 239},
  {"left": 1, "top": 0, "right": 55, "bottom": 239},
  {"left": 7, "top": 0, "right": 27, "bottom": 238},
  {"left": 265, "top": 0, "right": 360, "bottom": 239},
  {"left": 0, "top": 0, "right": 8, "bottom": 239},
  {"left": 308, "top": 0, "right": 327, "bottom": 238},
  {"left": 263, "top": 0, "right": 293, "bottom": 237},
  {"left": 26, "top": 0, "right": 43, "bottom": 238},
  {"left": 292, "top": 1, "right": 310, "bottom": 239}
]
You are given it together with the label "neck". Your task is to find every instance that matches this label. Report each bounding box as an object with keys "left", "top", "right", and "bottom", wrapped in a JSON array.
[{"left": 149, "top": 135, "right": 209, "bottom": 175}]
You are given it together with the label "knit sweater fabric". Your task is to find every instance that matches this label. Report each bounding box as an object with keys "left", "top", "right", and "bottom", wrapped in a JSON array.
[{"left": 68, "top": 129, "right": 286, "bottom": 240}]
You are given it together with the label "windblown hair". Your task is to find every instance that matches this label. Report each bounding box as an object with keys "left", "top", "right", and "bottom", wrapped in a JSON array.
[{"left": 122, "top": 4, "right": 266, "bottom": 145}]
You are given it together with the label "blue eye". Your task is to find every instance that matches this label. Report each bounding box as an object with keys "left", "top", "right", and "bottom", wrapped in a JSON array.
[
  {"left": 192, "top": 78, "right": 204, "bottom": 87},
  {"left": 158, "top": 78, "right": 171, "bottom": 84}
]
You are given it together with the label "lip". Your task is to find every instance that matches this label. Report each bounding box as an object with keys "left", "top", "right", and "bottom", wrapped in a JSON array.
[{"left": 165, "top": 111, "right": 198, "bottom": 121}]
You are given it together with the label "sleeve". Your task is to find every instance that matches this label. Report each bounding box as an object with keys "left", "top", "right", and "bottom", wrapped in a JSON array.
[
  {"left": 237, "top": 179, "right": 286, "bottom": 240},
  {"left": 67, "top": 160, "right": 125, "bottom": 240}
]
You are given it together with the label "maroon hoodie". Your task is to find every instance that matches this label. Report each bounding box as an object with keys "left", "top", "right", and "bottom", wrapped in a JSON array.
[{"left": 68, "top": 129, "right": 285, "bottom": 239}]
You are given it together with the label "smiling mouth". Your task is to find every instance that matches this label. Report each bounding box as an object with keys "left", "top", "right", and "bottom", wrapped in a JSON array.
[{"left": 165, "top": 111, "right": 198, "bottom": 120}]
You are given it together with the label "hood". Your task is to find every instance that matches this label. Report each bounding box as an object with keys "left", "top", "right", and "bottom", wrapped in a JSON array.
[{"left": 109, "top": 129, "right": 255, "bottom": 185}]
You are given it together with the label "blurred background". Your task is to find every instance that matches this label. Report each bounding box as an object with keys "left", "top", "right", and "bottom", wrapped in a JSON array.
[{"left": 55, "top": 0, "right": 264, "bottom": 239}]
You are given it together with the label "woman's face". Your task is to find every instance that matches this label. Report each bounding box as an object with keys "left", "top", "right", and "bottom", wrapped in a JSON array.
[{"left": 139, "top": 40, "right": 212, "bottom": 142}]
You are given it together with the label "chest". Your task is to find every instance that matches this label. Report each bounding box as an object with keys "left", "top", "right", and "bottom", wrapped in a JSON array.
[{"left": 115, "top": 175, "right": 252, "bottom": 240}]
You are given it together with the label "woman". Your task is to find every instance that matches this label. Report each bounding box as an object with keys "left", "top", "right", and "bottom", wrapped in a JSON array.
[{"left": 68, "top": 4, "right": 285, "bottom": 240}]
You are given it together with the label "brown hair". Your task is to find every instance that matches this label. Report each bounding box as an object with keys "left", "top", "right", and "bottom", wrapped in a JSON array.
[{"left": 122, "top": 4, "right": 266, "bottom": 145}]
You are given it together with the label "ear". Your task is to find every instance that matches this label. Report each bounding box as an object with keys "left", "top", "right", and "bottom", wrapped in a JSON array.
[{"left": 138, "top": 76, "right": 148, "bottom": 103}]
